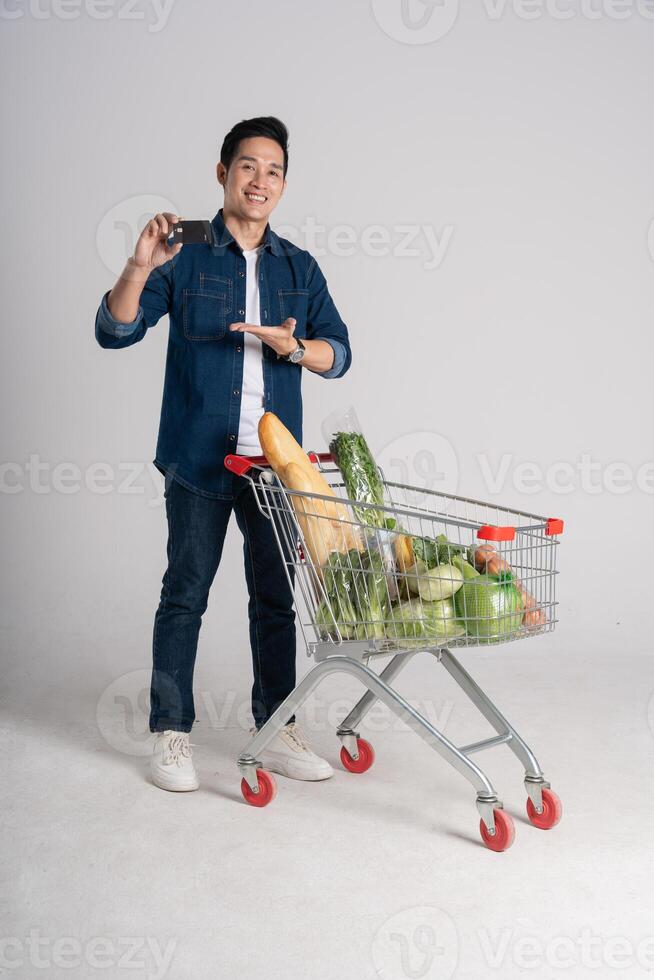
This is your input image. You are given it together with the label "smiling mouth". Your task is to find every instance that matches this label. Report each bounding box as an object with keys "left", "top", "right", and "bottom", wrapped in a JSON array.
[{"left": 244, "top": 192, "right": 267, "bottom": 204}]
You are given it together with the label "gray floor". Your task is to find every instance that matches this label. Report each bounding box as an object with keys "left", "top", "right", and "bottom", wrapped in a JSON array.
[{"left": 3, "top": 637, "right": 653, "bottom": 980}]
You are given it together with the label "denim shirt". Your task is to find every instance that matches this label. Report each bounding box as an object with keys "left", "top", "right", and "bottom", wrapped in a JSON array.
[{"left": 95, "top": 208, "right": 352, "bottom": 499}]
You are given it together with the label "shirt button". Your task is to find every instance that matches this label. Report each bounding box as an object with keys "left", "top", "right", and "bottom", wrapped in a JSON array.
[
  {"left": 236, "top": 346, "right": 242, "bottom": 352},
  {"left": 233, "top": 389, "right": 239, "bottom": 396},
  {"left": 238, "top": 309, "right": 244, "bottom": 315},
  {"left": 229, "top": 434, "right": 236, "bottom": 440},
  {"left": 238, "top": 271, "right": 244, "bottom": 277}
]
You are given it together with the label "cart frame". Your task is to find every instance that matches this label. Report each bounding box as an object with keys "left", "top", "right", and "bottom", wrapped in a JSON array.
[{"left": 224, "top": 451, "right": 564, "bottom": 850}]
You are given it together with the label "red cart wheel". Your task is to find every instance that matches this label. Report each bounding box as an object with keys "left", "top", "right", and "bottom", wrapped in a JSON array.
[
  {"left": 241, "top": 769, "right": 277, "bottom": 807},
  {"left": 479, "top": 809, "right": 516, "bottom": 852},
  {"left": 526, "top": 788, "right": 562, "bottom": 830},
  {"left": 340, "top": 737, "right": 375, "bottom": 774}
]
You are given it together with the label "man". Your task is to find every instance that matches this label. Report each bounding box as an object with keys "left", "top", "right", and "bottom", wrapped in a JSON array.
[{"left": 95, "top": 116, "right": 352, "bottom": 791}]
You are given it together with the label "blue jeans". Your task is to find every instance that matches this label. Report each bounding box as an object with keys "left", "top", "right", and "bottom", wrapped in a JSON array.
[{"left": 149, "top": 471, "right": 296, "bottom": 733}]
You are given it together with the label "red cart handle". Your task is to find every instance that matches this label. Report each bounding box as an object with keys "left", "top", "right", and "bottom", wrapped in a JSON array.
[
  {"left": 477, "top": 517, "right": 565, "bottom": 541},
  {"left": 477, "top": 525, "right": 516, "bottom": 542},
  {"left": 224, "top": 451, "right": 334, "bottom": 476},
  {"left": 545, "top": 518, "right": 565, "bottom": 536}
]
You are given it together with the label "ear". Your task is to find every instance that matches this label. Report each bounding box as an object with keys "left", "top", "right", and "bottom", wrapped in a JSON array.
[{"left": 216, "top": 161, "right": 226, "bottom": 186}]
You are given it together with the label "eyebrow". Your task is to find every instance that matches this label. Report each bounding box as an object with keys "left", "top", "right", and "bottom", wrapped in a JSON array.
[{"left": 237, "top": 155, "right": 284, "bottom": 171}]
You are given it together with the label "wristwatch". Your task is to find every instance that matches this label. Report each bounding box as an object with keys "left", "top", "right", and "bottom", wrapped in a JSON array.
[{"left": 283, "top": 338, "right": 306, "bottom": 364}]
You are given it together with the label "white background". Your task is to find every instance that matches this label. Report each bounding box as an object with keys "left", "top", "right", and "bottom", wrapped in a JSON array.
[
  {"left": 2, "top": 2, "right": 653, "bottom": 979},
  {"left": 3, "top": 1, "right": 653, "bottom": 672}
]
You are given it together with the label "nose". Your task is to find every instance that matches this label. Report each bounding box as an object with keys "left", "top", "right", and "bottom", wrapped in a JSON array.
[{"left": 251, "top": 167, "right": 268, "bottom": 189}]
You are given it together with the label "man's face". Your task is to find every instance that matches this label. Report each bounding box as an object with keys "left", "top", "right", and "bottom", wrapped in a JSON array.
[{"left": 217, "top": 136, "right": 286, "bottom": 222}]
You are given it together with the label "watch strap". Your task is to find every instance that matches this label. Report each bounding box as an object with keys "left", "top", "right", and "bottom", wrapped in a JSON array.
[{"left": 283, "top": 337, "right": 305, "bottom": 362}]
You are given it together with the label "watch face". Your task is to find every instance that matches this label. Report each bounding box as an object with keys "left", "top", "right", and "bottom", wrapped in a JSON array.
[{"left": 289, "top": 340, "right": 305, "bottom": 363}]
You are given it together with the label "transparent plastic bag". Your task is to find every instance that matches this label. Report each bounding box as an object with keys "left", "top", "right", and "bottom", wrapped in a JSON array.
[
  {"left": 321, "top": 405, "right": 386, "bottom": 528},
  {"left": 363, "top": 527, "right": 401, "bottom": 602},
  {"left": 314, "top": 544, "right": 391, "bottom": 641}
]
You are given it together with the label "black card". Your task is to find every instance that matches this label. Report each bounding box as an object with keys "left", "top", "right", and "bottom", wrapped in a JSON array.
[{"left": 171, "top": 220, "right": 213, "bottom": 245}]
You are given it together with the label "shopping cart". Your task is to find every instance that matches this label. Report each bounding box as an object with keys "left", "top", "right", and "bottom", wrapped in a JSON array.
[{"left": 224, "top": 451, "right": 565, "bottom": 851}]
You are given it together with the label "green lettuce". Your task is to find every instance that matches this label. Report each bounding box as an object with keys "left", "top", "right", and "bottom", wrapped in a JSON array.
[{"left": 315, "top": 548, "right": 390, "bottom": 641}]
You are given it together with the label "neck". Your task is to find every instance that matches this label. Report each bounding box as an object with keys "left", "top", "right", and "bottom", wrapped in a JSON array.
[{"left": 222, "top": 207, "right": 268, "bottom": 252}]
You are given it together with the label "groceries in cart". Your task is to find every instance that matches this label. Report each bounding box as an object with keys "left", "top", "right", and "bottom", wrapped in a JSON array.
[{"left": 256, "top": 409, "right": 550, "bottom": 648}]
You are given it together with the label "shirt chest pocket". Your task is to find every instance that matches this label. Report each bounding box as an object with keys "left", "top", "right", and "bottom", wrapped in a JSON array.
[
  {"left": 278, "top": 288, "right": 309, "bottom": 338},
  {"left": 183, "top": 275, "right": 233, "bottom": 341}
]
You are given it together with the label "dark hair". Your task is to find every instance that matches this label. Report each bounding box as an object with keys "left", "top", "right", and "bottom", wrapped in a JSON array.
[{"left": 220, "top": 116, "right": 289, "bottom": 177}]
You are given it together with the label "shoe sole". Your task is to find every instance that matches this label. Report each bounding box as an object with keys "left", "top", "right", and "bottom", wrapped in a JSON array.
[
  {"left": 150, "top": 770, "right": 200, "bottom": 792},
  {"left": 259, "top": 757, "right": 334, "bottom": 782}
]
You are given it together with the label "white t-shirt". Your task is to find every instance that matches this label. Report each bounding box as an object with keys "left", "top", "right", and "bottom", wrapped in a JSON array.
[{"left": 235, "top": 246, "right": 265, "bottom": 455}]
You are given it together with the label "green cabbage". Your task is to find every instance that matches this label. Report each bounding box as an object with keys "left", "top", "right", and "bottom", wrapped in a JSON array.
[
  {"left": 454, "top": 572, "right": 523, "bottom": 641},
  {"left": 406, "top": 561, "right": 464, "bottom": 601},
  {"left": 386, "top": 596, "right": 466, "bottom": 642}
]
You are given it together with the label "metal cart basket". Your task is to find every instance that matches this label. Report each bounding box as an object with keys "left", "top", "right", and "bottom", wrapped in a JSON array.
[{"left": 224, "top": 450, "right": 565, "bottom": 851}]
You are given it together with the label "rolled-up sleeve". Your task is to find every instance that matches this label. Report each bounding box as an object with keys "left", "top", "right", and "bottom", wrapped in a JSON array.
[
  {"left": 94, "top": 260, "right": 174, "bottom": 350},
  {"left": 305, "top": 257, "right": 352, "bottom": 379},
  {"left": 96, "top": 292, "right": 144, "bottom": 339},
  {"left": 317, "top": 338, "right": 348, "bottom": 378}
]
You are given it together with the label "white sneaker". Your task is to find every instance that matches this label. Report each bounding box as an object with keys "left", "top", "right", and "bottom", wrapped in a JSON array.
[
  {"left": 150, "top": 730, "right": 199, "bottom": 792},
  {"left": 251, "top": 722, "right": 334, "bottom": 781}
]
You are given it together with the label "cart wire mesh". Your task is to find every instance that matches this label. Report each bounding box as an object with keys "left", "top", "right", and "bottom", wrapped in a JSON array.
[{"left": 236, "top": 455, "right": 561, "bottom": 656}]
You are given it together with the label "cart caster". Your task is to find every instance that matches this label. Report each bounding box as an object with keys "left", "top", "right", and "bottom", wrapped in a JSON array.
[
  {"left": 479, "top": 809, "right": 516, "bottom": 852},
  {"left": 240, "top": 769, "right": 277, "bottom": 807},
  {"left": 340, "top": 737, "right": 375, "bottom": 774},
  {"left": 526, "top": 788, "right": 562, "bottom": 830}
]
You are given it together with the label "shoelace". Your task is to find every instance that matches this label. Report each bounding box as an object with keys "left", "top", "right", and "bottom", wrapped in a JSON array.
[
  {"left": 281, "top": 722, "right": 310, "bottom": 753},
  {"left": 161, "top": 733, "right": 195, "bottom": 767},
  {"left": 248, "top": 722, "right": 312, "bottom": 754}
]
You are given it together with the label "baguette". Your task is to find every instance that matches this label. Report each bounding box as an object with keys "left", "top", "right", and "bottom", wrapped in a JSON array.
[
  {"left": 258, "top": 412, "right": 362, "bottom": 568},
  {"left": 258, "top": 411, "right": 360, "bottom": 527},
  {"left": 258, "top": 412, "right": 316, "bottom": 484},
  {"left": 284, "top": 462, "right": 361, "bottom": 571}
]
